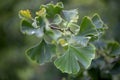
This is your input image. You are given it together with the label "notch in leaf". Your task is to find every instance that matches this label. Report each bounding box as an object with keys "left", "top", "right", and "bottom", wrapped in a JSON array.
[
  {"left": 54, "top": 44, "right": 95, "bottom": 74},
  {"left": 26, "top": 40, "right": 56, "bottom": 65}
]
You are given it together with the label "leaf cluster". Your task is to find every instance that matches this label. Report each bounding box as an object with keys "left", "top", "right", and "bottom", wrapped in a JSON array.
[{"left": 19, "top": 2, "right": 107, "bottom": 74}]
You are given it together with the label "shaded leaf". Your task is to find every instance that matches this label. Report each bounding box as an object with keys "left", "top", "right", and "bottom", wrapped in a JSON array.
[
  {"left": 110, "top": 61, "right": 120, "bottom": 74},
  {"left": 62, "top": 9, "right": 79, "bottom": 23},
  {"left": 67, "top": 23, "right": 80, "bottom": 34},
  {"left": 92, "top": 13, "right": 108, "bottom": 30},
  {"left": 26, "top": 40, "right": 56, "bottom": 64},
  {"left": 21, "top": 20, "right": 44, "bottom": 38},
  {"left": 56, "top": 43, "right": 68, "bottom": 56},
  {"left": 92, "top": 13, "right": 104, "bottom": 29},
  {"left": 92, "top": 14, "right": 108, "bottom": 38},
  {"left": 106, "top": 42, "right": 120, "bottom": 57},
  {"left": 32, "top": 16, "right": 45, "bottom": 28},
  {"left": 44, "top": 28, "right": 62, "bottom": 44},
  {"left": 59, "top": 20, "right": 68, "bottom": 29},
  {"left": 52, "top": 14, "right": 63, "bottom": 25}
]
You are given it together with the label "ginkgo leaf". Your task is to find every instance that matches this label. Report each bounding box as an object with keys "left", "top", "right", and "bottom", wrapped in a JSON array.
[
  {"left": 92, "top": 14, "right": 108, "bottom": 37},
  {"left": 32, "top": 16, "right": 46, "bottom": 28},
  {"left": 43, "top": 27, "right": 62, "bottom": 44},
  {"left": 69, "top": 36, "right": 91, "bottom": 47},
  {"left": 62, "top": 9, "right": 79, "bottom": 23},
  {"left": 92, "top": 13, "right": 104, "bottom": 29},
  {"left": 26, "top": 40, "right": 56, "bottom": 64},
  {"left": 52, "top": 14, "right": 63, "bottom": 25},
  {"left": 58, "top": 20, "right": 68, "bottom": 29},
  {"left": 21, "top": 20, "right": 44, "bottom": 38},
  {"left": 40, "top": 2, "right": 64, "bottom": 18},
  {"left": 54, "top": 44, "right": 95, "bottom": 74},
  {"left": 106, "top": 42, "right": 120, "bottom": 57},
  {"left": 67, "top": 23, "right": 80, "bottom": 34},
  {"left": 54, "top": 47, "right": 80, "bottom": 74},
  {"left": 36, "top": 8, "right": 46, "bottom": 17},
  {"left": 19, "top": 9, "right": 32, "bottom": 19},
  {"left": 44, "top": 30, "right": 61, "bottom": 44},
  {"left": 92, "top": 13, "right": 108, "bottom": 30},
  {"left": 78, "top": 16, "right": 98, "bottom": 36}
]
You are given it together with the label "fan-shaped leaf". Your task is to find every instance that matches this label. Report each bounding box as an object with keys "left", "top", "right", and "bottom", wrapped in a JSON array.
[
  {"left": 52, "top": 14, "right": 63, "bottom": 25},
  {"left": 69, "top": 36, "right": 91, "bottom": 47},
  {"left": 44, "top": 30, "right": 62, "bottom": 44},
  {"left": 26, "top": 40, "right": 56, "bottom": 64},
  {"left": 21, "top": 20, "right": 44, "bottom": 38},
  {"left": 62, "top": 9, "right": 79, "bottom": 23},
  {"left": 92, "top": 14, "right": 104, "bottom": 29},
  {"left": 78, "top": 17, "right": 97, "bottom": 36},
  {"left": 40, "top": 2, "right": 64, "bottom": 18},
  {"left": 67, "top": 23, "right": 80, "bottom": 34},
  {"left": 54, "top": 44, "right": 95, "bottom": 74}
]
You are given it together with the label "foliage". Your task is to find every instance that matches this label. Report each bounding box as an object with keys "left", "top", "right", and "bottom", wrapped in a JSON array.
[
  {"left": 19, "top": 2, "right": 107, "bottom": 74},
  {"left": 0, "top": 0, "right": 120, "bottom": 80}
]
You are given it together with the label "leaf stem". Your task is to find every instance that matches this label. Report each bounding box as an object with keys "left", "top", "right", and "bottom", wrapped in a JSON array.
[{"left": 49, "top": 24, "right": 64, "bottom": 32}]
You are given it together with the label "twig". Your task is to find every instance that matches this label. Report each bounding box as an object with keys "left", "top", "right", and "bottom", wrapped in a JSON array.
[{"left": 49, "top": 24, "right": 64, "bottom": 32}]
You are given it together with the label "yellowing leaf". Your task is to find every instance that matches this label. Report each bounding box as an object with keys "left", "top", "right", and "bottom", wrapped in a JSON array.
[
  {"left": 40, "top": 2, "right": 63, "bottom": 18},
  {"left": 19, "top": 9, "right": 32, "bottom": 19},
  {"left": 36, "top": 8, "right": 46, "bottom": 16},
  {"left": 58, "top": 39, "right": 68, "bottom": 47}
]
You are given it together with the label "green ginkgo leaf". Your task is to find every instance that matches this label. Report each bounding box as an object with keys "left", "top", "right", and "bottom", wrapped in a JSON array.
[
  {"left": 54, "top": 46, "right": 80, "bottom": 74},
  {"left": 92, "top": 13, "right": 108, "bottom": 37},
  {"left": 26, "top": 40, "right": 56, "bottom": 64},
  {"left": 44, "top": 30, "right": 62, "bottom": 44},
  {"left": 32, "top": 16, "right": 45, "bottom": 28},
  {"left": 52, "top": 14, "right": 63, "bottom": 25},
  {"left": 92, "top": 13, "right": 108, "bottom": 29},
  {"left": 62, "top": 9, "right": 79, "bottom": 23},
  {"left": 21, "top": 20, "right": 44, "bottom": 38},
  {"left": 69, "top": 36, "right": 91, "bottom": 47},
  {"left": 78, "top": 16, "right": 98, "bottom": 36},
  {"left": 92, "top": 13, "right": 104, "bottom": 29},
  {"left": 67, "top": 23, "right": 80, "bottom": 34},
  {"left": 54, "top": 44, "right": 95, "bottom": 74},
  {"left": 106, "top": 42, "right": 120, "bottom": 57},
  {"left": 40, "top": 2, "right": 64, "bottom": 18}
]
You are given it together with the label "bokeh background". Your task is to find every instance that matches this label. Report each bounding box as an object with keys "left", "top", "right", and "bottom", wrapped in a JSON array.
[{"left": 0, "top": 0, "right": 120, "bottom": 80}]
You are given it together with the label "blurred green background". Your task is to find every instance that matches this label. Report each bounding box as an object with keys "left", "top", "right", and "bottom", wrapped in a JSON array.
[{"left": 0, "top": 0, "right": 120, "bottom": 80}]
